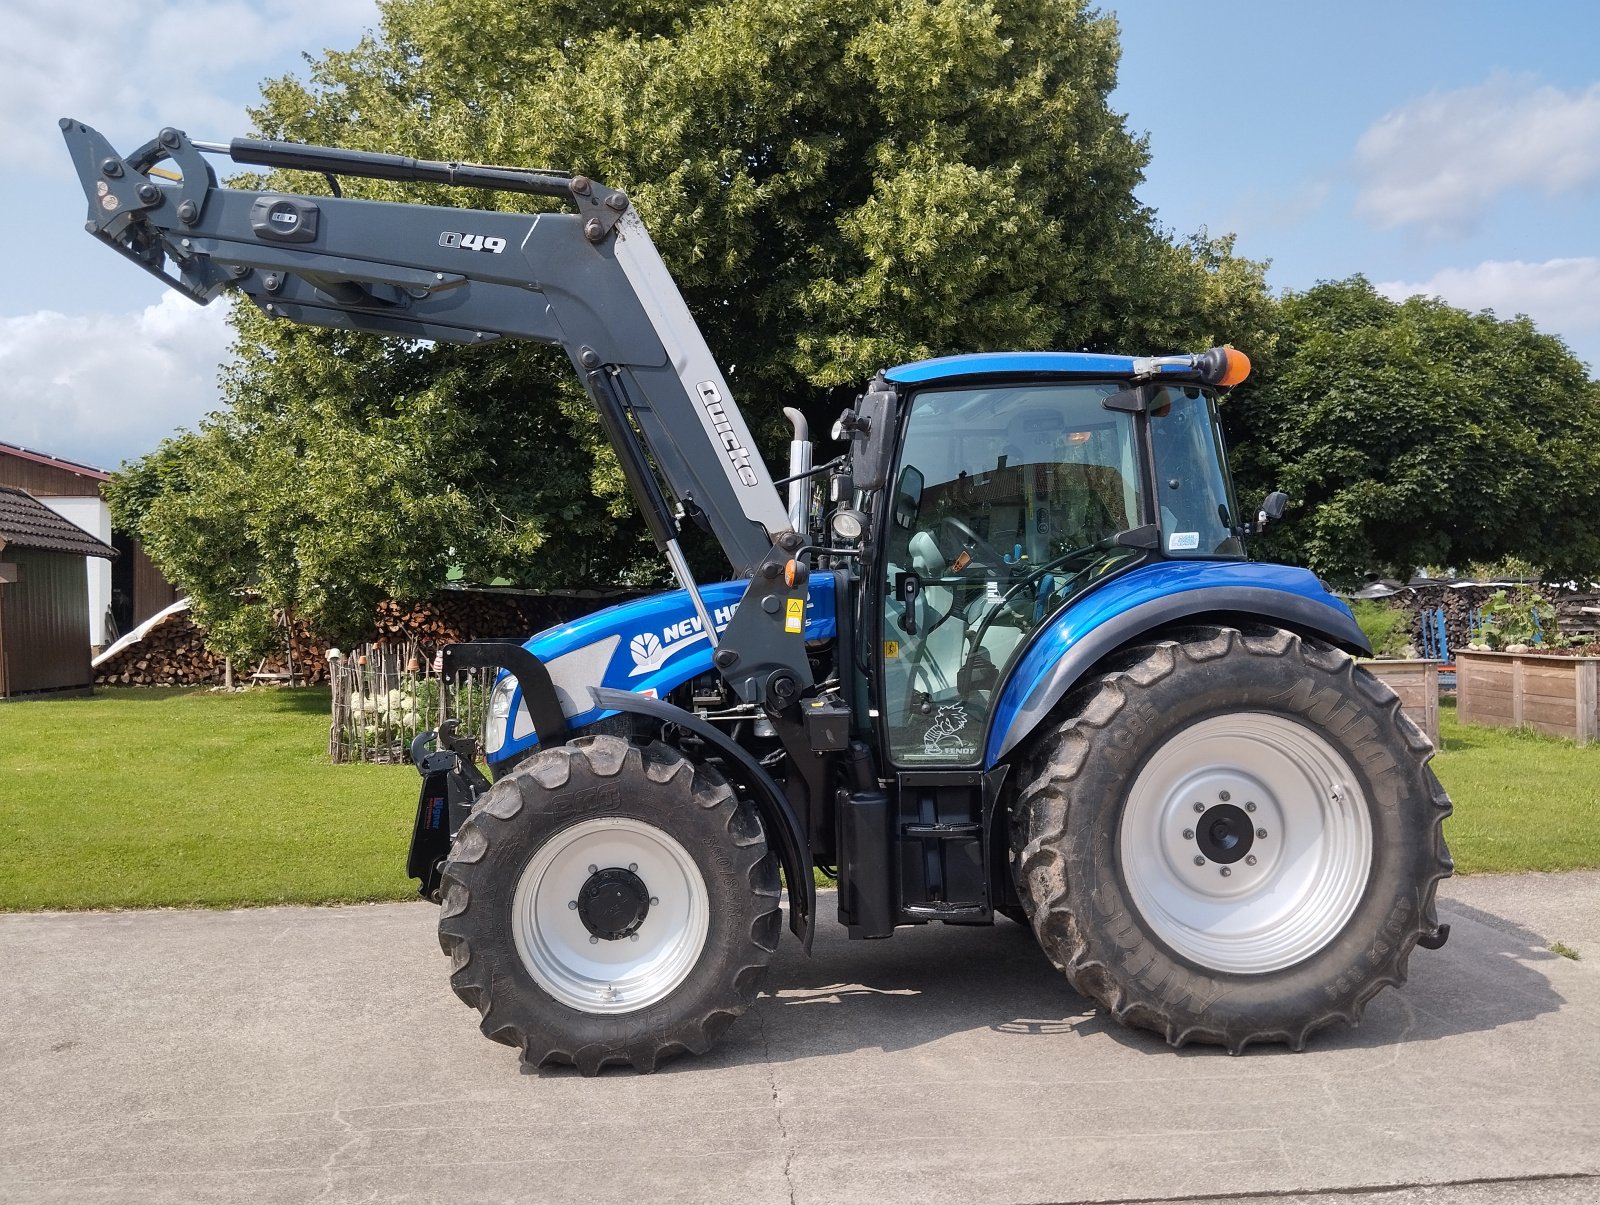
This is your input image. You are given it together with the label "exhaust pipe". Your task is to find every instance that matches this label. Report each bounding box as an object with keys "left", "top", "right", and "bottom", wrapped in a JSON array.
[{"left": 783, "top": 407, "right": 812, "bottom": 537}]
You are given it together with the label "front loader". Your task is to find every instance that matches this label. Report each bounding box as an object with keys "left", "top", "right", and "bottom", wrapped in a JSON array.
[{"left": 64, "top": 119, "right": 1453, "bottom": 1074}]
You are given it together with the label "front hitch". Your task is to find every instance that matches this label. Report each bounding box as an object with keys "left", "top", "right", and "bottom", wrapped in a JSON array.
[{"left": 407, "top": 720, "right": 491, "bottom": 901}]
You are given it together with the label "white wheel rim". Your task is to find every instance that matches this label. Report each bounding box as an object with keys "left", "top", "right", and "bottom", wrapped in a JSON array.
[
  {"left": 511, "top": 817, "right": 710, "bottom": 1014},
  {"left": 1117, "top": 712, "right": 1373, "bottom": 974}
]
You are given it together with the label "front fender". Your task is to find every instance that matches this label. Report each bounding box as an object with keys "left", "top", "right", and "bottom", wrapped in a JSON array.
[{"left": 987, "top": 560, "right": 1368, "bottom": 765}]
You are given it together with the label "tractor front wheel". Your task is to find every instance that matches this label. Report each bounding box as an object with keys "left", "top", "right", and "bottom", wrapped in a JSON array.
[
  {"left": 438, "top": 735, "right": 781, "bottom": 1074},
  {"left": 1012, "top": 625, "right": 1452, "bottom": 1052}
]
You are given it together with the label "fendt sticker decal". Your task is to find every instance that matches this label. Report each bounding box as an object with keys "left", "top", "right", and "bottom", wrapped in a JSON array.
[
  {"left": 923, "top": 703, "right": 976, "bottom": 759},
  {"left": 438, "top": 231, "right": 507, "bottom": 253},
  {"left": 695, "top": 381, "right": 759, "bottom": 487}
]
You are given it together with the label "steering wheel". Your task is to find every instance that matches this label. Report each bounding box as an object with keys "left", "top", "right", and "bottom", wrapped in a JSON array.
[
  {"left": 963, "top": 537, "right": 1120, "bottom": 666},
  {"left": 940, "top": 517, "right": 1008, "bottom": 571}
]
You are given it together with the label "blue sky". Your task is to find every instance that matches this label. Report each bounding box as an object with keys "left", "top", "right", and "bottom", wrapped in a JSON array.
[
  {"left": 2, "top": 0, "right": 1597, "bottom": 470},
  {"left": 1111, "top": 1, "right": 1600, "bottom": 356}
]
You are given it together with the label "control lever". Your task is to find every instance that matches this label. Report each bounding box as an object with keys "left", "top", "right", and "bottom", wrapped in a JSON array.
[{"left": 897, "top": 572, "right": 921, "bottom": 636}]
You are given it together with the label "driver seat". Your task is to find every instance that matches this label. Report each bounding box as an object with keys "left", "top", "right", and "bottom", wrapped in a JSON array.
[{"left": 902, "top": 530, "right": 966, "bottom": 699}]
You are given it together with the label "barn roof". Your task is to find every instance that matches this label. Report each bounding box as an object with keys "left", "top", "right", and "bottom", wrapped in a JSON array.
[
  {"left": 0, "top": 441, "right": 111, "bottom": 483},
  {"left": 0, "top": 486, "right": 117, "bottom": 559}
]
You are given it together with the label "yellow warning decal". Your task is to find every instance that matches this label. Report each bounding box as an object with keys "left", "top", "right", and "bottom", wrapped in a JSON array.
[
  {"left": 784, "top": 597, "right": 805, "bottom": 633},
  {"left": 883, "top": 640, "right": 899, "bottom": 659}
]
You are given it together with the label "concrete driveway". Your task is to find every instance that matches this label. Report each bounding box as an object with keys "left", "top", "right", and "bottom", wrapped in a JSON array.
[{"left": 2, "top": 873, "right": 1597, "bottom": 1205}]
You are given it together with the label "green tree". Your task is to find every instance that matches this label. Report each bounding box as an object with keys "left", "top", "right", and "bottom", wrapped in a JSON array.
[
  {"left": 1226, "top": 276, "right": 1600, "bottom": 585},
  {"left": 120, "top": 0, "right": 1275, "bottom": 653}
]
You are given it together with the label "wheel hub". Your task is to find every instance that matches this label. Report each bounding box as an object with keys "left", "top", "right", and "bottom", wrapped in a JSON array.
[
  {"left": 1118, "top": 713, "right": 1373, "bottom": 974},
  {"left": 511, "top": 816, "right": 711, "bottom": 1014},
  {"left": 577, "top": 866, "right": 651, "bottom": 941},
  {"left": 1195, "top": 803, "right": 1254, "bottom": 865}
]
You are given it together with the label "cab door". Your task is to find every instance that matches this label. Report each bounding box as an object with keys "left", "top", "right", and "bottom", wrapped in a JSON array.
[{"left": 874, "top": 380, "right": 1149, "bottom": 766}]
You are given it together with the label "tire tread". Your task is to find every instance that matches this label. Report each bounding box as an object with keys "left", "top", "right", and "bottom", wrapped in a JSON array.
[
  {"left": 437, "top": 735, "right": 780, "bottom": 1075},
  {"left": 1013, "top": 624, "right": 1452, "bottom": 1054}
]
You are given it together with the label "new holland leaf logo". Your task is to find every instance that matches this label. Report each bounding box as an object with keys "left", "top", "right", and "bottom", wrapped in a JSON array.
[{"left": 629, "top": 632, "right": 668, "bottom": 675}]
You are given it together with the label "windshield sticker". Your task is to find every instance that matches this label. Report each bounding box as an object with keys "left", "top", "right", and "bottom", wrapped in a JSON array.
[
  {"left": 923, "top": 703, "right": 977, "bottom": 758},
  {"left": 1168, "top": 531, "right": 1200, "bottom": 551}
]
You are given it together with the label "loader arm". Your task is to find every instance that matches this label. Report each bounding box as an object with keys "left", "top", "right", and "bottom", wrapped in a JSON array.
[{"left": 61, "top": 118, "right": 812, "bottom": 707}]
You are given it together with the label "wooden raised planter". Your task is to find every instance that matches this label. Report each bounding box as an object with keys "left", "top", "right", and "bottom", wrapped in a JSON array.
[
  {"left": 1456, "top": 650, "right": 1600, "bottom": 744},
  {"left": 1358, "top": 659, "right": 1439, "bottom": 744}
]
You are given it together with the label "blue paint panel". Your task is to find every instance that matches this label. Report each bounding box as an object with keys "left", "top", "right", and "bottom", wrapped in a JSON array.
[
  {"left": 488, "top": 574, "right": 837, "bottom": 766},
  {"left": 982, "top": 560, "right": 1355, "bottom": 766},
  {"left": 885, "top": 352, "right": 1199, "bottom": 385}
]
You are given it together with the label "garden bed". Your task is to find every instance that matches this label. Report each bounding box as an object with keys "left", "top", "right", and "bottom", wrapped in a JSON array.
[
  {"left": 1456, "top": 649, "right": 1600, "bottom": 745},
  {"left": 1359, "top": 659, "right": 1439, "bottom": 744}
]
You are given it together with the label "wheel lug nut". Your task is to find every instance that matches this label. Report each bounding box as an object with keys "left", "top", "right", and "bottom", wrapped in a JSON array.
[
  {"left": 1193, "top": 802, "right": 1205, "bottom": 813},
  {"left": 589, "top": 936, "right": 599, "bottom": 945},
  {"left": 1193, "top": 855, "right": 1206, "bottom": 866},
  {"left": 649, "top": 897, "right": 658, "bottom": 906},
  {"left": 630, "top": 933, "right": 640, "bottom": 942},
  {"left": 568, "top": 901, "right": 578, "bottom": 910},
  {"left": 1246, "top": 855, "right": 1257, "bottom": 866},
  {"left": 1220, "top": 867, "right": 1232, "bottom": 877},
  {"left": 1219, "top": 790, "right": 1231, "bottom": 801},
  {"left": 588, "top": 864, "right": 598, "bottom": 874},
  {"left": 1245, "top": 801, "right": 1257, "bottom": 813},
  {"left": 1182, "top": 829, "right": 1195, "bottom": 840},
  {"left": 1256, "top": 828, "right": 1268, "bottom": 839},
  {"left": 629, "top": 863, "right": 638, "bottom": 872}
]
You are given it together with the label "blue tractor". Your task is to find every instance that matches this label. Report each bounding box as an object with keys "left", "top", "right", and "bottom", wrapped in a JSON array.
[{"left": 65, "top": 120, "right": 1452, "bottom": 1074}]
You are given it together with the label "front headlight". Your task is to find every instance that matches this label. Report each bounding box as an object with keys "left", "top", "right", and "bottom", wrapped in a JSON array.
[{"left": 483, "top": 673, "right": 519, "bottom": 756}]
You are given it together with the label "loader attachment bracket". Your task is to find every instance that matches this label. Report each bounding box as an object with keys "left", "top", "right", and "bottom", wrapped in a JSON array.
[{"left": 408, "top": 720, "right": 491, "bottom": 900}]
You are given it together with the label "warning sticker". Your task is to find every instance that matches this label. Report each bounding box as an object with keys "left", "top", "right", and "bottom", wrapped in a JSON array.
[
  {"left": 1168, "top": 531, "right": 1201, "bottom": 551},
  {"left": 883, "top": 640, "right": 900, "bottom": 660},
  {"left": 784, "top": 597, "right": 805, "bottom": 633}
]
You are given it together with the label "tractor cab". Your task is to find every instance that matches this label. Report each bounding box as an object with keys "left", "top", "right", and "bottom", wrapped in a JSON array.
[{"left": 857, "top": 354, "right": 1246, "bottom": 769}]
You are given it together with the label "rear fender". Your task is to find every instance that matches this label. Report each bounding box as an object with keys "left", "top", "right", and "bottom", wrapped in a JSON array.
[{"left": 987, "top": 560, "right": 1369, "bottom": 765}]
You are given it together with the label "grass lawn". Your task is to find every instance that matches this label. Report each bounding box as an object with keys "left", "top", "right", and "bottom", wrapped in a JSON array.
[
  {"left": 1434, "top": 697, "right": 1600, "bottom": 874},
  {"left": 0, "top": 688, "right": 416, "bottom": 910},
  {"left": 1, "top": 686, "right": 1595, "bottom": 911}
]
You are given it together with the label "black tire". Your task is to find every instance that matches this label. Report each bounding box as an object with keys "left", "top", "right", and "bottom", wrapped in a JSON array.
[
  {"left": 1011, "top": 624, "right": 1452, "bottom": 1053},
  {"left": 438, "top": 734, "right": 781, "bottom": 1074}
]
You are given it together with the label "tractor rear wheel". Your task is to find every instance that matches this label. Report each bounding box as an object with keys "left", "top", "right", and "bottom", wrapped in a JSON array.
[
  {"left": 438, "top": 734, "right": 781, "bottom": 1074},
  {"left": 1011, "top": 624, "right": 1452, "bottom": 1052}
]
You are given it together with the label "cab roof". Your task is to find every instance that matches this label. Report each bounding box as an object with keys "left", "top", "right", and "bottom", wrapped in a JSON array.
[{"left": 885, "top": 351, "right": 1186, "bottom": 386}]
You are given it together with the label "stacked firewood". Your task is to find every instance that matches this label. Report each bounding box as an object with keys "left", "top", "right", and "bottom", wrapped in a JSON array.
[
  {"left": 94, "top": 612, "right": 227, "bottom": 686},
  {"left": 1554, "top": 591, "right": 1600, "bottom": 642},
  {"left": 1393, "top": 579, "right": 1600, "bottom": 652},
  {"left": 95, "top": 590, "right": 638, "bottom": 688},
  {"left": 1393, "top": 582, "right": 1497, "bottom": 654}
]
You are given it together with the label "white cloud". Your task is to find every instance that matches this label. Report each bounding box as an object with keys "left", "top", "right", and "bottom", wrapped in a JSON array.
[
  {"left": 0, "top": 294, "right": 233, "bottom": 470},
  {"left": 0, "top": 0, "right": 380, "bottom": 160},
  {"left": 1375, "top": 257, "right": 1600, "bottom": 370},
  {"left": 1354, "top": 73, "right": 1600, "bottom": 237}
]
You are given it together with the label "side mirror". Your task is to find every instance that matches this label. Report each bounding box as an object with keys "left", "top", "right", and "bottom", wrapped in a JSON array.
[
  {"left": 833, "top": 387, "right": 898, "bottom": 492},
  {"left": 893, "top": 465, "right": 924, "bottom": 530},
  {"left": 1258, "top": 490, "right": 1289, "bottom": 527}
]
